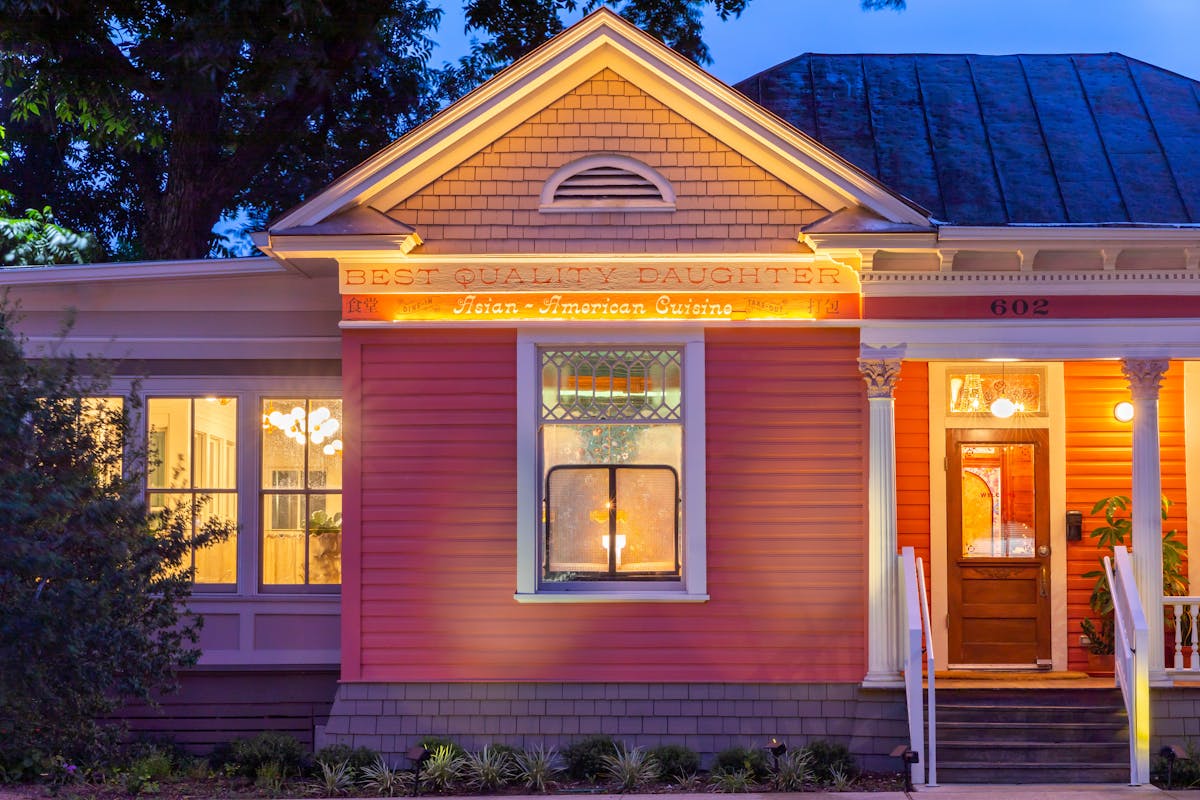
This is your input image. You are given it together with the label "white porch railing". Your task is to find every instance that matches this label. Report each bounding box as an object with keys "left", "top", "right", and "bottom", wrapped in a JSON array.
[
  {"left": 1164, "top": 596, "right": 1200, "bottom": 672},
  {"left": 900, "top": 547, "right": 936, "bottom": 787},
  {"left": 1106, "top": 546, "right": 1150, "bottom": 785}
]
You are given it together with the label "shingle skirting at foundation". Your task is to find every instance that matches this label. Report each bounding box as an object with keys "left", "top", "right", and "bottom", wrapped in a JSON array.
[
  {"left": 319, "top": 683, "right": 907, "bottom": 772},
  {"left": 1152, "top": 687, "right": 1200, "bottom": 745}
]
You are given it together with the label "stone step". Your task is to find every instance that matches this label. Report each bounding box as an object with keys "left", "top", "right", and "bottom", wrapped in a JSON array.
[
  {"left": 935, "top": 762, "right": 1132, "bottom": 784},
  {"left": 938, "top": 740, "right": 1127, "bottom": 764},
  {"left": 936, "top": 720, "right": 1126, "bottom": 744},
  {"left": 928, "top": 687, "right": 1130, "bottom": 784}
]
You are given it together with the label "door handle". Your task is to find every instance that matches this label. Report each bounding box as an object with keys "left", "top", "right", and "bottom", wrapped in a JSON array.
[
  {"left": 1037, "top": 545, "right": 1050, "bottom": 557},
  {"left": 1040, "top": 566, "right": 1048, "bottom": 597}
]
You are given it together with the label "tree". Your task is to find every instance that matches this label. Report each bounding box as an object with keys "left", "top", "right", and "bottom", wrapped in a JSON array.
[
  {"left": 0, "top": 0, "right": 443, "bottom": 261},
  {"left": 0, "top": 306, "right": 236, "bottom": 774},
  {"left": 0, "top": 0, "right": 901, "bottom": 262},
  {"left": 0, "top": 126, "right": 96, "bottom": 265}
]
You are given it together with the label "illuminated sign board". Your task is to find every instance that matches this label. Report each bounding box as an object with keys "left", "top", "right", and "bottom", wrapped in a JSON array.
[{"left": 340, "top": 260, "right": 861, "bottom": 322}]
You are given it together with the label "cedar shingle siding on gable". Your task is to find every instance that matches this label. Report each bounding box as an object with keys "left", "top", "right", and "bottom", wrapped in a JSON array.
[
  {"left": 387, "top": 69, "right": 828, "bottom": 253},
  {"left": 738, "top": 54, "right": 1200, "bottom": 225}
]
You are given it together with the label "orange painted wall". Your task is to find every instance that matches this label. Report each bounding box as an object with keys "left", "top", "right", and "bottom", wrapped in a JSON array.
[
  {"left": 342, "top": 327, "right": 869, "bottom": 683},
  {"left": 895, "top": 362, "right": 932, "bottom": 572},
  {"left": 1064, "top": 360, "right": 1188, "bottom": 671},
  {"left": 386, "top": 69, "right": 828, "bottom": 254}
]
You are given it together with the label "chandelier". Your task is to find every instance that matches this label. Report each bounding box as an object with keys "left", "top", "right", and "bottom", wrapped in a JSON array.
[{"left": 263, "top": 405, "right": 343, "bottom": 455}]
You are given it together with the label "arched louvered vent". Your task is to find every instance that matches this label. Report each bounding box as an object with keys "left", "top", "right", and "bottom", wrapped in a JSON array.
[{"left": 540, "top": 155, "right": 676, "bottom": 212}]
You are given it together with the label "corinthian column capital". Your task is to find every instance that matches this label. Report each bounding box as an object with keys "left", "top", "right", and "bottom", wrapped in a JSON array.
[
  {"left": 859, "top": 344, "right": 905, "bottom": 399},
  {"left": 1122, "top": 358, "right": 1169, "bottom": 401}
]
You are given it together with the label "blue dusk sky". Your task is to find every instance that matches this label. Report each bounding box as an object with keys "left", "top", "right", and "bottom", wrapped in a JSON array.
[{"left": 432, "top": 0, "right": 1200, "bottom": 84}]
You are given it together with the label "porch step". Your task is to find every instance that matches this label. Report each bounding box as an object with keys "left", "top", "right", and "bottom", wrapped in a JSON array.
[{"left": 931, "top": 687, "right": 1130, "bottom": 784}]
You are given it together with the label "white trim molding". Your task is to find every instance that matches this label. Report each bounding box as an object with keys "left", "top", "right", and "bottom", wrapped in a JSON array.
[
  {"left": 514, "top": 326, "right": 707, "bottom": 602},
  {"left": 265, "top": 9, "right": 930, "bottom": 239}
]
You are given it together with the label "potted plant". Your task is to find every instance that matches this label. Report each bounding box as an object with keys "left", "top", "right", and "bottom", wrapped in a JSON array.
[
  {"left": 1080, "top": 494, "right": 1186, "bottom": 673},
  {"left": 308, "top": 509, "right": 343, "bottom": 583}
]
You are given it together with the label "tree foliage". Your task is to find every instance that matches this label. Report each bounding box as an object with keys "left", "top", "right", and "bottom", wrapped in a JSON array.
[
  {"left": 0, "top": 0, "right": 902, "bottom": 261},
  {"left": 0, "top": 126, "right": 97, "bottom": 265},
  {"left": 0, "top": 306, "right": 235, "bottom": 774}
]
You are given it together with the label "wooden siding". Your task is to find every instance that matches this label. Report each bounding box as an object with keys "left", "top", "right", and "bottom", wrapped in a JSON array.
[
  {"left": 1064, "top": 360, "right": 1189, "bottom": 671},
  {"left": 387, "top": 69, "right": 827, "bottom": 254},
  {"left": 343, "top": 327, "right": 868, "bottom": 683},
  {"left": 118, "top": 669, "right": 338, "bottom": 752},
  {"left": 895, "top": 362, "right": 932, "bottom": 572}
]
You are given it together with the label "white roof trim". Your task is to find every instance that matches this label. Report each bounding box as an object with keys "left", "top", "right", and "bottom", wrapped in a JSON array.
[
  {"left": 860, "top": 318, "right": 1198, "bottom": 360},
  {"left": 267, "top": 9, "right": 929, "bottom": 235},
  {"left": 0, "top": 257, "right": 284, "bottom": 286},
  {"left": 861, "top": 270, "right": 1200, "bottom": 297}
]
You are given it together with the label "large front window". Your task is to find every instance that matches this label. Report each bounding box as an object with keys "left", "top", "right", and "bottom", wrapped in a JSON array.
[
  {"left": 261, "top": 399, "right": 343, "bottom": 587},
  {"left": 147, "top": 397, "right": 238, "bottom": 586},
  {"left": 540, "top": 348, "right": 684, "bottom": 583}
]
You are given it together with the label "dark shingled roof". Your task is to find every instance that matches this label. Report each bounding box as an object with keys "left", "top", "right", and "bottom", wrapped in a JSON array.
[{"left": 734, "top": 53, "right": 1200, "bottom": 226}]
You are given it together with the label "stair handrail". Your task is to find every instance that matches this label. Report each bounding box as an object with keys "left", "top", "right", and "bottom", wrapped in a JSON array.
[
  {"left": 900, "top": 547, "right": 928, "bottom": 786},
  {"left": 1105, "top": 545, "right": 1150, "bottom": 785},
  {"left": 916, "top": 554, "right": 937, "bottom": 787}
]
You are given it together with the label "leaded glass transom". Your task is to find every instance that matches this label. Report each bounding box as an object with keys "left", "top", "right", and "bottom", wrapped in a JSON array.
[{"left": 540, "top": 348, "right": 682, "bottom": 422}]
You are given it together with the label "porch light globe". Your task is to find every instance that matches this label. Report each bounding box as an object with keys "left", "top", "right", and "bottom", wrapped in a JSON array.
[
  {"left": 1114, "top": 401, "right": 1135, "bottom": 422},
  {"left": 990, "top": 397, "right": 1016, "bottom": 419}
]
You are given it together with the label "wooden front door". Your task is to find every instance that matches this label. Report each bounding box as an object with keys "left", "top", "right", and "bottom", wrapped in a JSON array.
[{"left": 948, "top": 429, "right": 1051, "bottom": 667}]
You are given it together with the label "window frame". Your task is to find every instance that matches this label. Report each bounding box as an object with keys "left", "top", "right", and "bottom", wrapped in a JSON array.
[
  {"left": 146, "top": 395, "right": 241, "bottom": 591},
  {"left": 135, "top": 377, "right": 342, "bottom": 597},
  {"left": 259, "top": 396, "right": 344, "bottom": 593},
  {"left": 515, "top": 328, "right": 708, "bottom": 602}
]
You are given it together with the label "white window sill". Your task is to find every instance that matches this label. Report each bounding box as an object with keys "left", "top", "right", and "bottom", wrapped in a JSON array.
[{"left": 513, "top": 591, "right": 710, "bottom": 604}]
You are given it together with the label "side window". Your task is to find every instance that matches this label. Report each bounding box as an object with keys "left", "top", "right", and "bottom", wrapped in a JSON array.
[
  {"left": 147, "top": 397, "right": 239, "bottom": 586},
  {"left": 539, "top": 348, "right": 685, "bottom": 586},
  {"left": 261, "top": 399, "right": 343, "bottom": 588}
]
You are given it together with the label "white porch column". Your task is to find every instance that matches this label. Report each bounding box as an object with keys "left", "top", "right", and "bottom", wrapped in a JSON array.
[
  {"left": 1122, "top": 358, "right": 1168, "bottom": 680},
  {"left": 860, "top": 344, "right": 905, "bottom": 686}
]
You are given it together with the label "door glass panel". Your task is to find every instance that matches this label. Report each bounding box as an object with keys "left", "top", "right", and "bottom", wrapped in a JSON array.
[{"left": 960, "top": 443, "right": 1036, "bottom": 558}]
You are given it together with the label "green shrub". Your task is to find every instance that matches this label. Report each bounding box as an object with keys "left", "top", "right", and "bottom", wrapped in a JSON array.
[
  {"left": 419, "top": 744, "right": 463, "bottom": 793},
  {"left": 768, "top": 749, "right": 813, "bottom": 791},
  {"left": 316, "top": 759, "right": 355, "bottom": 796},
  {"left": 129, "top": 749, "right": 174, "bottom": 782},
  {"left": 563, "top": 735, "right": 617, "bottom": 781},
  {"left": 228, "top": 732, "right": 307, "bottom": 778},
  {"left": 802, "top": 739, "right": 858, "bottom": 783},
  {"left": 416, "top": 737, "right": 466, "bottom": 761},
  {"left": 486, "top": 743, "right": 522, "bottom": 761},
  {"left": 712, "top": 746, "right": 768, "bottom": 780},
  {"left": 515, "top": 745, "right": 562, "bottom": 793},
  {"left": 314, "top": 744, "right": 379, "bottom": 774},
  {"left": 360, "top": 755, "right": 414, "bottom": 797},
  {"left": 708, "top": 768, "right": 754, "bottom": 793},
  {"left": 648, "top": 744, "right": 699, "bottom": 778},
  {"left": 460, "top": 746, "right": 516, "bottom": 791},
  {"left": 601, "top": 744, "right": 659, "bottom": 792}
]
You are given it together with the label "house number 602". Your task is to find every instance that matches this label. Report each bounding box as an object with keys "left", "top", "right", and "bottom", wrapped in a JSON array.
[{"left": 990, "top": 298, "right": 1049, "bottom": 316}]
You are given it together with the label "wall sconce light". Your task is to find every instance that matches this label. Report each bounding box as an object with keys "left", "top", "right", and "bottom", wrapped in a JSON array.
[
  {"left": 1066, "top": 510, "right": 1083, "bottom": 542},
  {"left": 1114, "top": 401, "right": 1134, "bottom": 423}
]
